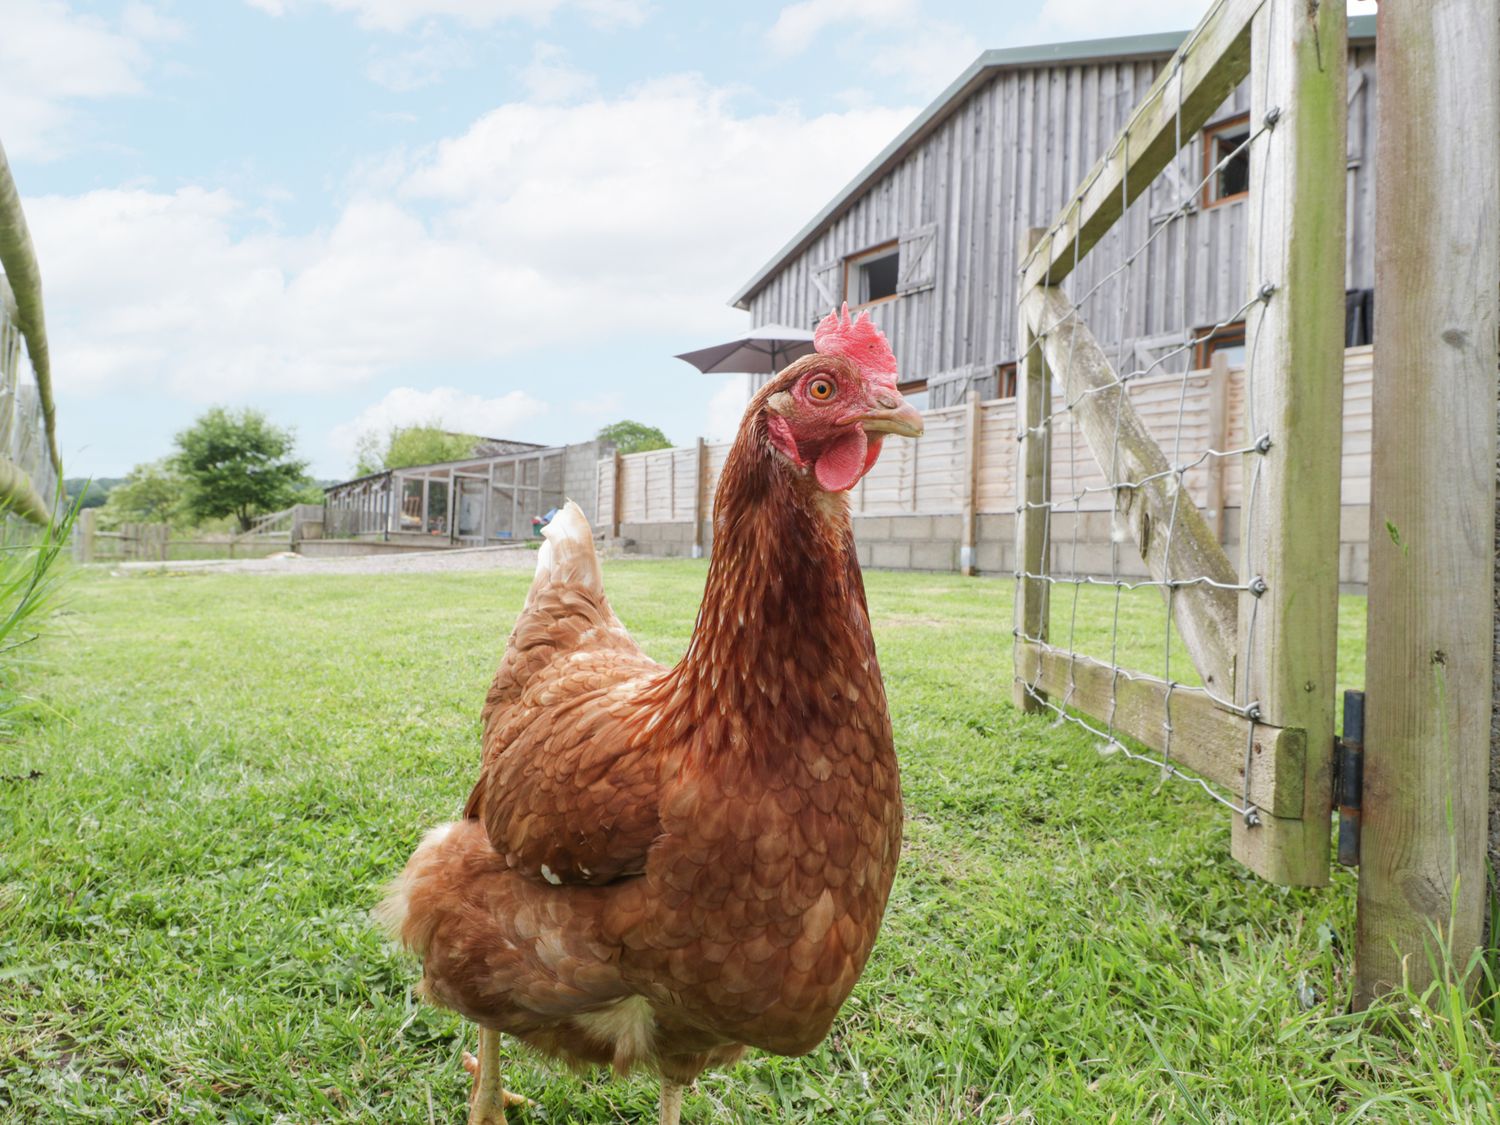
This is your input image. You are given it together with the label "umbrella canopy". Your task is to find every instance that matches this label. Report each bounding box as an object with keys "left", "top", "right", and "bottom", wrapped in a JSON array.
[{"left": 675, "top": 323, "right": 815, "bottom": 375}]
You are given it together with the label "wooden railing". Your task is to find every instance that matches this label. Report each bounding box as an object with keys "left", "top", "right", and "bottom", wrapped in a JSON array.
[{"left": 0, "top": 140, "right": 60, "bottom": 522}]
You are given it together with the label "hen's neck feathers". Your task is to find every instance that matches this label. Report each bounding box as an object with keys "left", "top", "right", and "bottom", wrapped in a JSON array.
[{"left": 651, "top": 412, "right": 884, "bottom": 764}]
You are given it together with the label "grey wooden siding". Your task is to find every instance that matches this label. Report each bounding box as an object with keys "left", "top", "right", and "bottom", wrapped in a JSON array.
[{"left": 746, "top": 45, "right": 1378, "bottom": 407}]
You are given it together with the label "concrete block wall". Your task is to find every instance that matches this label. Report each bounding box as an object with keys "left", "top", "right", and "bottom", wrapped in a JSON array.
[
  {"left": 562, "top": 440, "right": 603, "bottom": 519},
  {"left": 617, "top": 520, "right": 710, "bottom": 559},
  {"left": 615, "top": 501, "right": 1372, "bottom": 592}
]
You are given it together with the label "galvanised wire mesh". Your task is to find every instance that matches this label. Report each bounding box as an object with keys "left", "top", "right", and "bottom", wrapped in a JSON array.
[{"left": 1013, "top": 28, "right": 1289, "bottom": 825}]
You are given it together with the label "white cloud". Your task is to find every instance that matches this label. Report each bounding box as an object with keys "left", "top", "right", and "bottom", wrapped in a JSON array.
[
  {"left": 574, "top": 390, "right": 625, "bottom": 417},
  {"left": 1028, "top": 0, "right": 1371, "bottom": 49},
  {"left": 1028, "top": 0, "right": 1205, "bottom": 38},
  {"left": 366, "top": 24, "right": 475, "bottom": 91},
  {"left": 767, "top": 0, "right": 916, "bottom": 56},
  {"left": 400, "top": 75, "right": 910, "bottom": 290},
  {"left": 518, "top": 42, "right": 597, "bottom": 103},
  {"left": 867, "top": 24, "right": 979, "bottom": 96},
  {"left": 29, "top": 77, "right": 913, "bottom": 405},
  {"left": 705, "top": 374, "right": 750, "bottom": 443},
  {"left": 247, "top": 0, "right": 650, "bottom": 32},
  {"left": 329, "top": 386, "right": 549, "bottom": 458},
  {"left": 765, "top": 0, "right": 973, "bottom": 100},
  {"left": 0, "top": 0, "right": 180, "bottom": 160}
]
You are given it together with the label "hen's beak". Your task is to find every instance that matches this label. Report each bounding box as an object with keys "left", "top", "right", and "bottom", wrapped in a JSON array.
[{"left": 859, "top": 394, "right": 924, "bottom": 438}]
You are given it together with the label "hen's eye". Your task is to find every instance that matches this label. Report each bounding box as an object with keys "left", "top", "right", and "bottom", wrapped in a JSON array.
[{"left": 808, "top": 378, "right": 835, "bottom": 401}]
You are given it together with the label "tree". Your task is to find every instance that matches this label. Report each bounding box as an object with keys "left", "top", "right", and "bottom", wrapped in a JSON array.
[
  {"left": 63, "top": 477, "right": 123, "bottom": 511},
  {"left": 353, "top": 424, "right": 481, "bottom": 476},
  {"left": 595, "top": 420, "right": 671, "bottom": 454},
  {"left": 97, "top": 461, "right": 186, "bottom": 528},
  {"left": 172, "top": 407, "right": 311, "bottom": 532}
]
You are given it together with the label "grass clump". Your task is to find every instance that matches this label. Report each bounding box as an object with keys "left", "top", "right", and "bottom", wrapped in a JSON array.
[{"left": 0, "top": 560, "right": 1495, "bottom": 1122}]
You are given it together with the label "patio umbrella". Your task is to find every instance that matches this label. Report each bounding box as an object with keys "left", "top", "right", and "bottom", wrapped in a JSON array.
[{"left": 674, "top": 323, "right": 816, "bottom": 375}]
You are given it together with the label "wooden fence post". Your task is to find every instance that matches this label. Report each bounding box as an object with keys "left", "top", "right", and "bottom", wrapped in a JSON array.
[
  {"left": 960, "top": 391, "right": 980, "bottom": 576},
  {"left": 1205, "top": 349, "right": 1230, "bottom": 545},
  {"left": 692, "top": 437, "right": 707, "bottom": 559},
  {"left": 1355, "top": 0, "right": 1499, "bottom": 1007},
  {"left": 73, "top": 507, "right": 95, "bottom": 563},
  {"left": 611, "top": 449, "right": 623, "bottom": 539},
  {"left": 1012, "top": 228, "right": 1051, "bottom": 713},
  {"left": 1229, "top": 0, "right": 1346, "bottom": 887}
]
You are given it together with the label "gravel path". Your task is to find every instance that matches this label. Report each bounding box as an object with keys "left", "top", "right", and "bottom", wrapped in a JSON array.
[{"left": 111, "top": 544, "right": 545, "bottom": 577}]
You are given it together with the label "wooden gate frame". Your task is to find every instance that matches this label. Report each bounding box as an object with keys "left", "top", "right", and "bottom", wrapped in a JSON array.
[{"left": 1012, "top": 0, "right": 1348, "bottom": 887}]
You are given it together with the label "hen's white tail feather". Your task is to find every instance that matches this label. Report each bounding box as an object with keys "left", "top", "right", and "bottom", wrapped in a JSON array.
[{"left": 527, "top": 500, "right": 602, "bottom": 604}]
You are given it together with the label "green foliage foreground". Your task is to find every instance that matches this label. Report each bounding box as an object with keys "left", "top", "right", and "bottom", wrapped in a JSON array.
[{"left": 1, "top": 564, "right": 1496, "bottom": 1122}]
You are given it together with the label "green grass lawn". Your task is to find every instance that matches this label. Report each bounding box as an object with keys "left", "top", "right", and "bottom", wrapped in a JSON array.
[{"left": 1, "top": 561, "right": 1495, "bottom": 1122}]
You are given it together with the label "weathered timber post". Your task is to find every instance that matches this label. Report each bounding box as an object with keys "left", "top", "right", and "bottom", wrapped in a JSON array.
[
  {"left": 960, "top": 391, "right": 980, "bottom": 576},
  {"left": 73, "top": 506, "right": 95, "bottom": 563},
  {"left": 1230, "top": 0, "right": 1347, "bottom": 886},
  {"left": 611, "top": 449, "right": 623, "bottom": 540},
  {"left": 1013, "top": 228, "right": 1051, "bottom": 713},
  {"left": 692, "top": 437, "right": 707, "bottom": 559},
  {"left": 1356, "top": 0, "right": 1499, "bottom": 1008},
  {"left": 1205, "top": 349, "right": 1230, "bottom": 546}
]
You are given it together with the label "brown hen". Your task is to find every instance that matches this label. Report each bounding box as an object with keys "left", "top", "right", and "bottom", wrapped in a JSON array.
[{"left": 378, "top": 306, "right": 922, "bottom": 1124}]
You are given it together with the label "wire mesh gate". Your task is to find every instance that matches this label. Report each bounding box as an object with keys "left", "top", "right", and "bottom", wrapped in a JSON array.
[{"left": 1011, "top": 0, "right": 1348, "bottom": 887}]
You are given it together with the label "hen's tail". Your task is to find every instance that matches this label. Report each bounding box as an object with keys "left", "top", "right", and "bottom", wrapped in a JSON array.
[
  {"left": 373, "top": 820, "right": 479, "bottom": 957},
  {"left": 526, "top": 500, "right": 602, "bottom": 607}
]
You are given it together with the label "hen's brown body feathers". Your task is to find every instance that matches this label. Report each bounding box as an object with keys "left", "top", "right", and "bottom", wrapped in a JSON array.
[{"left": 381, "top": 372, "right": 904, "bottom": 1089}]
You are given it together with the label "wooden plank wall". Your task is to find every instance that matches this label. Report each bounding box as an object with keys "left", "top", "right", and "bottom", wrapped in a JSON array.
[
  {"left": 744, "top": 47, "right": 1377, "bottom": 408},
  {"left": 604, "top": 349, "right": 1374, "bottom": 531}
]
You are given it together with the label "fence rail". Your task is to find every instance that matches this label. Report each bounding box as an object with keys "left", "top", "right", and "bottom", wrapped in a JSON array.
[
  {"left": 72, "top": 506, "right": 323, "bottom": 563},
  {"left": 0, "top": 139, "right": 60, "bottom": 521},
  {"left": 1010, "top": 0, "right": 1348, "bottom": 893}
]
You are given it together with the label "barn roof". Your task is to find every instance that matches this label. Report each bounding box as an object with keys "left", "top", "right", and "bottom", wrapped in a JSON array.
[{"left": 729, "top": 14, "right": 1377, "bottom": 311}]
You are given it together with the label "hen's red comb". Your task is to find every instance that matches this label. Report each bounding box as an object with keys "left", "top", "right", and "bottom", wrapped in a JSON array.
[{"left": 813, "top": 302, "right": 898, "bottom": 388}]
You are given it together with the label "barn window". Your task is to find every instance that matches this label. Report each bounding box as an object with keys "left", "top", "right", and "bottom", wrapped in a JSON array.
[
  {"left": 995, "top": 362, "right": 1018, "bottom": 400},
  {"left": 1194, "top": 321, "right": 1247, "bottom": 368},
  {"left": 1202, "top": 112, "right": 1251, "bottom": 207},
  {"left": 845, "top": 240, "right": 900, "bottom": 307},
  {"left": 899, "top": 378, "right": 928, "bottom": 412}
]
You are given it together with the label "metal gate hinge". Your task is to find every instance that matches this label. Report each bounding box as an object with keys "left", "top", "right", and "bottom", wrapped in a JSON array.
[{"left": 1333, "top": 689, "right": 1364, "bottom": 867}]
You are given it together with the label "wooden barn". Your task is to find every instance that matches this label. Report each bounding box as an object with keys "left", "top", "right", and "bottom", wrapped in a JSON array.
[
  {"left": 601, "top": 15, "right": 1383, "bottom": 588},
  {"left": 730, "top": 16, "right": 1377, "bottom": 410}
]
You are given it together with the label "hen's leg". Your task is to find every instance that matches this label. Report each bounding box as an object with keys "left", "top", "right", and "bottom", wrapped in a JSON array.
[
  {"left": 659, "top": 1080, "right": 684, "bottom": 1125},
  {"left": 461, "top": 1027, "right": 532, "bottom": 1125}
]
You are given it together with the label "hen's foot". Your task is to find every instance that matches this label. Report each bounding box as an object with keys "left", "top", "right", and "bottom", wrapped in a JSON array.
[
  {"left": 461, "top": 1053, "right": 533, "bottom": 1108},
  {"left": 660, "top": 1080, "right": 684, "bottom": 1125},
  {"left": 464, "top": 1028, "right": 532, "bottom": 1125}
]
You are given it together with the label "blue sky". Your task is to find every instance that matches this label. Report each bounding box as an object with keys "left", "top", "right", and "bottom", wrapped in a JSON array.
[{"left": 4, "top": 0, "right": 1366, "bottom": 480}]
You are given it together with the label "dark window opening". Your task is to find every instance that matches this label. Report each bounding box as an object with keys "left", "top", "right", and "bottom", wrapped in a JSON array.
[
  {"left": 425, "top": 480, "right": 449, "bottom": 535},
  {"left": 1203, "top": 113, "right": 1251, "bottom": 207},
  {"left": 1194, "top": 322, "right": 1247, "bottom": 368},
  {"left": 845, "top": 240, "right": 900, "bottom": 307},
  {"left": 995, "top": 362, "right": 1018, "bottom": 399},
  {"left": 860, "top": 253, "right": 899, "bottom": 302}
]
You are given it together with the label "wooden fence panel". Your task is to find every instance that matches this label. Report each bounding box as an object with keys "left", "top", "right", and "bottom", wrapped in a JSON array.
[
  {"left": 1340, "top": 345, "right": 1373, "bottom": 507},
  {"left": 913, "top": 405, "right": 966, "bottom": 514},
  {"left": 596, "top": 456, "right": 616, "bottom": 529},
  {"left": 601, "top": 350, "right": 1368, "bottom": 532},
  {"left": 976, "top": 399, "right": 1018, "bottom": 514},
  {"left": 672, "top": 448, "right": 698, "bottom": 522}
]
